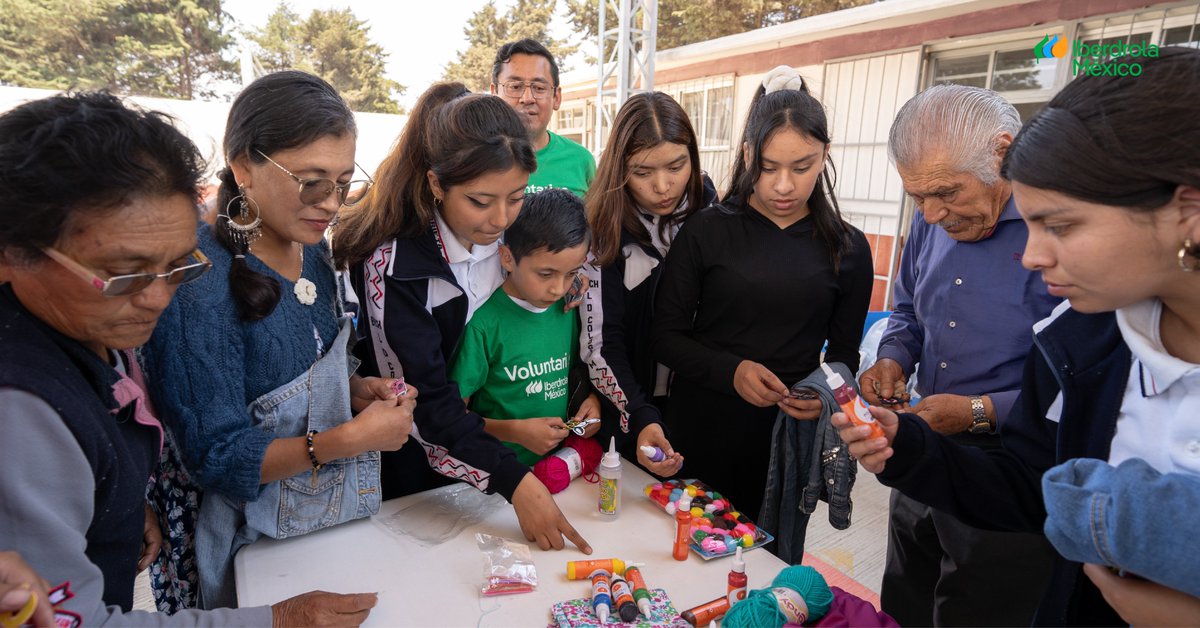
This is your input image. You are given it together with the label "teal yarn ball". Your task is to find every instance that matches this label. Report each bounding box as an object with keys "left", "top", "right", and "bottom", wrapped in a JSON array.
[{"left": 722, "top": 565, "right": 833, "bottom": 627}]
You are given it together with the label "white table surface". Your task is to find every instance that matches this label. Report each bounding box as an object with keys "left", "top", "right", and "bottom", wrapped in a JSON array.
[{"left": 235, "top": 460, "right": 788, "bottom": 626}]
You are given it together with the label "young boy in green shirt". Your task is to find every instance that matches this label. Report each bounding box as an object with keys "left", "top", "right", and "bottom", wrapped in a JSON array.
[{"left": 449, "top": 189, "right": 600, "bottom": 465}]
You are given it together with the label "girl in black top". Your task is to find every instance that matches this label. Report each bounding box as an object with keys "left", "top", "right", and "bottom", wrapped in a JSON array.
[
  {"left": 652, "top": 82, "right": 873, "bottom": 520},
  {"left": 583, "top": 92, "right": 716, "bottom": 477}
]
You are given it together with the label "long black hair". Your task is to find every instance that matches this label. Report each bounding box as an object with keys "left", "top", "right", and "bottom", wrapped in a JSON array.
[
  {"left": 726, "top": 87, "right": 855, "bottom": 272},
  {"left": 216, "top": 70, "right": 356, "bottom": 321},
  {"left": 1003, "top": 47, "right": 1200, "bottom": 214}
]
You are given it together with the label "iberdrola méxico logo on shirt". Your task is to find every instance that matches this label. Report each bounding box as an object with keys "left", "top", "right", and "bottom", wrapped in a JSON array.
[{"left": 505, "top": 351, "right": 570, "bottom": 400}]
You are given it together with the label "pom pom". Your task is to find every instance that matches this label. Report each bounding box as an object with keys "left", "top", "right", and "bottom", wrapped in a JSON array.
[
  {"left": 531, "top": 434, "right": 602, "bottom": 494},
  {"left": 722, "top": 566, "right": 833, "bottom": 628}
]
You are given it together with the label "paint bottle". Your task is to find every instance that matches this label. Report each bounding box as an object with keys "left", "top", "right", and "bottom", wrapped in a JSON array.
[
  {"left": 598, "top": 436, "right": 622, "bottom": 517},
  {"left": 673, "top": 508, "right": 692, "bottom": 561},
  {"left": 610, "top": 574, "right": 640, "bottom": 622},
  {"left": 624, "top": 564, "right": 653, "bottom": 617},
  {"left": 566, "top": 558, "right": 626, "bottom": 580},
  {"left": 639, "top": 445, "right": 666, "bottom": 462},
  {"left": 680, "top": 596, "right": 731, "bottom": 626},
  {"left": 822, "top": 363, "right": 885, "bottom": 440},
  {"left": 589, "top": 569, "right": 612, "bottom": 624},
  {"left": 727, "top": 546, "right": 747, "bottom": 606}
]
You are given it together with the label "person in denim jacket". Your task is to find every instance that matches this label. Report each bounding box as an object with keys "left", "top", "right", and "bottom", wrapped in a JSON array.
[
  {"left": 1043, "top": 457, "right": 1200, "bottom": 599},
  {"left": 835, "top": 47, "right": 1200, "bottom": 626},
  {"left": 144, "top": 71, "right": 416, "bottom": 610}
]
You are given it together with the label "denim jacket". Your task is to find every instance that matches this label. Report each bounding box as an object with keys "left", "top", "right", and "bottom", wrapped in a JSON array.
[
  {"left": 759, "top": 361, "right": 857, "bottom": 564},
  {"left": 1042, "top": 456, "right": 1200, "bottom": 597},
  {"left": 196, "top": 318, "right": 380, "bottom": 608}
]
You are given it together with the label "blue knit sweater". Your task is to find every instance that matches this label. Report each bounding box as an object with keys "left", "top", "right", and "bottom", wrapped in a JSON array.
[{"left": 144, "top": 226, "right": 340, "bottom": 500}]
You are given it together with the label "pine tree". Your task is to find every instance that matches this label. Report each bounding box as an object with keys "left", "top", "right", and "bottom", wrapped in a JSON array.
[
  {"left": 248, "top": 3, "right": 405, "bottom": 114},
  {"left": 443, "top": 0, "right": 576, "bottom": 92},
  {"left": 0, "top": 0, "right": 236, "bottom": 99}
]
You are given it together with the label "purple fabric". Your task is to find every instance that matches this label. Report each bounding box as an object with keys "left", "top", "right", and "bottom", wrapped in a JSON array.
[{"left": 807, "top": 587, "right": 898, "bottom": 627}]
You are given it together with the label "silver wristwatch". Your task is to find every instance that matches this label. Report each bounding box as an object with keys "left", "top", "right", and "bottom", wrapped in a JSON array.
[{"left": 967, "top": 395, "right": 992, "bottom": 434}]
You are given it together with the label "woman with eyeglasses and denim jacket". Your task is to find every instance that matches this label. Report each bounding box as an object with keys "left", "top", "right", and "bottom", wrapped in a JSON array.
[
  {"left": 0, "top": 90, "right": 381, "bottom": 626},
  {"left": 141, "top": 70, "right": 416, "bottom": 613}
]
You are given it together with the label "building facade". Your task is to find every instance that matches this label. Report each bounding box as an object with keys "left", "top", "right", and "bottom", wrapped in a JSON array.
[{"left": 554, "top": 0, "right": 1200, "bottom": 309}]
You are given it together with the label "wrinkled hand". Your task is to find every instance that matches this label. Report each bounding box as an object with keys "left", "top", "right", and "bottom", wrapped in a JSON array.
[
  {"left": 911, "top": 393, "right": 974, "bottom": 435},
  {"left": 733, "top": 360, "right": 787, "bottom": 407},
  {"left": 858, "top": 358, "right": 908, "bottom": 406},
  {"left": 571, "top": 395, "right": 603, "bottom": 439},
  {"left": 511, "top": 474, "right": 592, "bottom": 553},
  {"left": 1083, "top": 564, "right": 1200, "bottom": 626},
  {"left": 636, "top": 423, "right": 684, "bottom": 477},
  {"left": 0, "top": 551, "right": 54, "bottom": 628},
  {"left": 345, "top": 389, "right": 418, "bottom": 453},
  {"left": 139, "top": 504, "right": 162, "bottom": 572},
  {"left": 831, "top": 406, "right": 899, "bottom": 474},
  {"left": 778, "top": 395, "right": 822, "bottom": 420},
  {"left": 271, "top": 590, "right": 377, "bottom": 627},
  {"left": 511, "top": 417, "right": 570, "bottom": 455}
]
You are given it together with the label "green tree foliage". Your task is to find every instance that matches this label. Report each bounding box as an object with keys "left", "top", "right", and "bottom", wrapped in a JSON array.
[
  {"left": 0, "top": 0, "right": 236, "bottom": 99},
  {"left": 443, "top": 0, "right": 577, "bottom": 92},
  {"left": 248, "top": 3, "right": 404, "bottom": 114},
  {"left": 566, "top": 0, "right": 874, "bottom": 53}
]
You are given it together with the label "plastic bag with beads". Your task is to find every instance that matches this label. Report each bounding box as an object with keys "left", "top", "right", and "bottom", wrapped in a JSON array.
[{"left": 477, "top": 533, "right": 537, "bottom": 596}]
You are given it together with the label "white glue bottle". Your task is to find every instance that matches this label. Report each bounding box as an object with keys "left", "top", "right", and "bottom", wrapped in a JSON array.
[{"left": 598, "top": 436, "right": 622, "bottom": 518}]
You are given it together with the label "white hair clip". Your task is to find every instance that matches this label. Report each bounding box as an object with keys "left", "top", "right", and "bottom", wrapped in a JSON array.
[{"left": 762, "top": 65, "right": 804, "bottom": 94}]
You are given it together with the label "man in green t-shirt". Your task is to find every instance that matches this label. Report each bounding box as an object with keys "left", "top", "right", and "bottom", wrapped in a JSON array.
[
  {"left": 491, "top": 38, "right": 596, "bottom": 198},
  {"left": 449, "top": 190, "right": 600, "bottom": 465}
]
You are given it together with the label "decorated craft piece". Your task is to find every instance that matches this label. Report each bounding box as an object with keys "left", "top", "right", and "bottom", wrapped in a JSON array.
[{"left": 643, "top": 479, "right": 774, "bottom": 559}]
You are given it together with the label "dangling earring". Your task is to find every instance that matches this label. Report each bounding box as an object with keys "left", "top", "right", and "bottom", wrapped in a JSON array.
[
  {"left": 1180, "top": 238, "right": 1199, "bottom": 272},
  {"left": 222, "top": 185, "right": 263, "bottom": 249}
]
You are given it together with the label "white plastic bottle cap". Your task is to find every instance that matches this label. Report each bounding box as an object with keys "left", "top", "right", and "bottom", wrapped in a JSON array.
[{"left": 821, "top": 362, "right": 845, "bottom": 388}]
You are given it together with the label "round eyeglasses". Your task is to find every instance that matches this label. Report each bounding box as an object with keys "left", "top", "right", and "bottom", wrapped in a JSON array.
[
  {"left": 256, "top": 150, "right": 374, "bottom": 207},
  {"left": 42, "top": 247, "right": 212, "bottom": 297}
]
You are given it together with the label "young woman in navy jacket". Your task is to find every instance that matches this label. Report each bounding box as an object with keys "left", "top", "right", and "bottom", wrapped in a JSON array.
[
  {"left": 582, "top": 91, "right": 716, "bottom": 476},
  {"left": 335, "top": 85, "right": 592, "bottom": 553}
]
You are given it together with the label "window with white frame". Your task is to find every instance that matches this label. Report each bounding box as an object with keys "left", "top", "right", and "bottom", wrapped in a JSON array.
[
  {"left": 1076, "top": 2, "right": 1200, "bottom": 56},
  {"left": 928, "top": 38, "right": 1062, "bottom": 123},
  {"left": 554, "top": 104, "right": 587, "bottom": 147}
]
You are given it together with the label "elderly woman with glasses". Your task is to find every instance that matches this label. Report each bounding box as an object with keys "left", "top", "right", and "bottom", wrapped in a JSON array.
[
  {"left": 140, "top": 70, "right": 417, "bottom": 612},
  {"left": 0, "top": 91, "right": 381, "bottom": 626}
]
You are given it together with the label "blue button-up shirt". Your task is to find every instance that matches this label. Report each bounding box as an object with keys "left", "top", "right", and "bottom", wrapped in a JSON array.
[{"left": 877, "top": 196, "right": 1061, "bottom": 425}]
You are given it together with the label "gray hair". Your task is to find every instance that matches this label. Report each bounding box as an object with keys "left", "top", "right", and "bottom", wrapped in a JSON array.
[{"left": 888, "top": 84, "right": 1021, "bottom": 185}]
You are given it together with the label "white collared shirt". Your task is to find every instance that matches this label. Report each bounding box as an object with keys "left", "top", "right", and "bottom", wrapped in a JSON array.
[
  {"left": 428, "top": 212, "right": 503, "bottom": 322},
  {"left": 1108, "top": 298, "right": 1200, "bottom": 475}
]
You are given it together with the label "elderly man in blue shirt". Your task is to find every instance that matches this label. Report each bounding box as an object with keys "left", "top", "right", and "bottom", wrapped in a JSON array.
[{"left": 859, "top": 85, "right": 1062, "bottom": 627}]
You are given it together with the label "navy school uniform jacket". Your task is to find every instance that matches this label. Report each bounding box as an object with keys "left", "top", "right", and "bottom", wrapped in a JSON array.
[
  {"left": 581, "top": 175, "right": 717, "bottom": 439},
  {"left": 878, "top": 302, "right": 1129, "bottom": 626},
  {"left": 349, "top": 223, "right": 528, "bottom": 500}
]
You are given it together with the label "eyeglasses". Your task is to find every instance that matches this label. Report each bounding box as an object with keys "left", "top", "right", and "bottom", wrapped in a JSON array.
[
  {"left": 255, "top": 150, "right": 373, "bottom": 207},
  {"left": 42, "top": 247, "right": 212, "bottom": 297},
  {"left": 498, "top": 80, "right": 554, "bottom": 100}
]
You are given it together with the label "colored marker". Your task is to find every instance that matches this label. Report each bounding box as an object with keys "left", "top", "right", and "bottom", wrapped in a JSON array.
[
  {"left": 624, "top": 564, "right": 653, "bottom": 617},
  {"left": 590, "top": 569, "right": 612, "bottom": 624},
  {"left": 610, "top": 575, "right": 639, "bottom": 622}
]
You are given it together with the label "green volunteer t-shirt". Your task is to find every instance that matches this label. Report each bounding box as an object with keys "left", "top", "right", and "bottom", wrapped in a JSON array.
[
  {"left": 449, "top": 287, "right": 580, "bottom": 466},
  {"left": 526, "top": 131, "right": 596, "bottom": 198}
]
